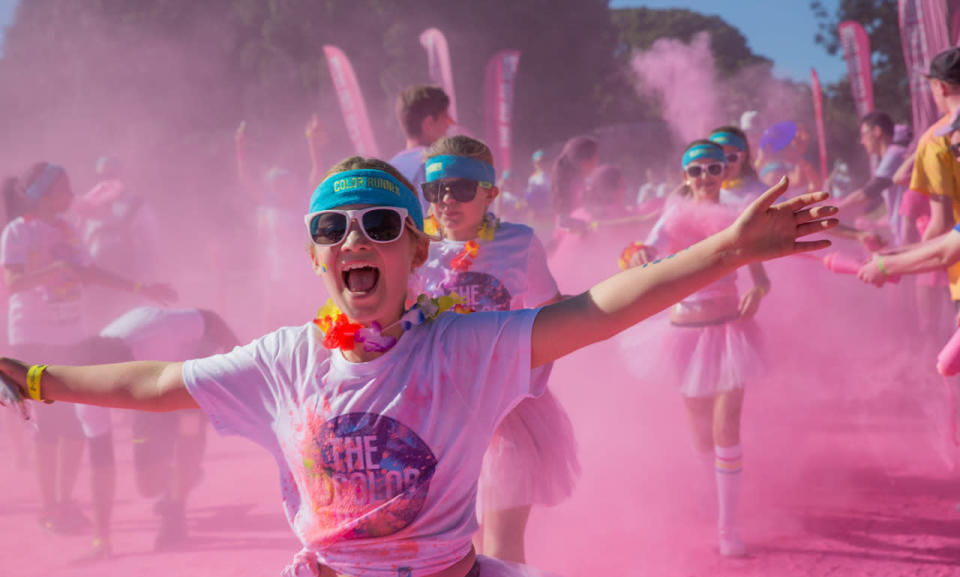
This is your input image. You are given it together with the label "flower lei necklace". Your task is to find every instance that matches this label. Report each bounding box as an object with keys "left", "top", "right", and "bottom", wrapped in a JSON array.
[
  {"left": 314, "top": 294, "right": 473, "bottom": 353},
  {"left": 448, "top": 212, "right": 499, "bottom": 272}
]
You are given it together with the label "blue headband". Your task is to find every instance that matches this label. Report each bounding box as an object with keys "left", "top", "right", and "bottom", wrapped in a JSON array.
[
  {"left": 25, "top": 164, "right": 65, "bottom": 201},
  {"left": 424, "top": 155, "right": 496, "bottom": 186},
  {"left": 709, "top": 131, "right": 747, "bottom": 151},
  {"left": 309, "top": 169, "right": 424, "bottom": 231},
  {"left": 681, "top": 144, "right": 725, "bottom": 168}
]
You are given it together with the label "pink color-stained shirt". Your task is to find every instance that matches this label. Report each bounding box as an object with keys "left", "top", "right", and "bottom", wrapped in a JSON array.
[{"left": 182, "top": 309, "right": 541, "bottom": 576}]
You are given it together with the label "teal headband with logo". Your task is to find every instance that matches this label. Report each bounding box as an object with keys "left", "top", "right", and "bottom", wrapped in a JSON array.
[
  {"left": 424, "top": 155, "right": 496, "bottom": 187},
  {"left": 309, "top": 169, "right": 424, "bottom": 231},
  {"left": 709, "top": 131, "right": 748, "bottom": 151},
  {"left": 681, "top": 144, "right": 726, "bottom": 168}
]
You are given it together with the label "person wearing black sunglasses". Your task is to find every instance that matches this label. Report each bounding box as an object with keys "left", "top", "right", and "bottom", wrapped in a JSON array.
[
  {"left": 623, "top": 139, "right": 771, "bottom": 557},
  {"left": 416, "top": 136, "right": 574, "bottom": 565}
]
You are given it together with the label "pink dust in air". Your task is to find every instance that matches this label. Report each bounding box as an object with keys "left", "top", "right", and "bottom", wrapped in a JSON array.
[{"left": 0, "top": 8, "right": 958, "bottom": 577}]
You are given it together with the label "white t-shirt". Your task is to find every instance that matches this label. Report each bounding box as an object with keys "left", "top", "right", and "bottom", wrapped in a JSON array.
[
  {"left": 101, "top": 307, "right": 206, "bottom": 361},
  {"left": 182, "top": 309, "right": 541, "bottom": 576},
  {"left": 417, "top": 222, "right": 558, "bottom": 311},
  {"left": 0, "top": 216, "right": 89, "bottom": 345},
  {"left": 388, "top": 147, "right": 428, "bottom": 213}
]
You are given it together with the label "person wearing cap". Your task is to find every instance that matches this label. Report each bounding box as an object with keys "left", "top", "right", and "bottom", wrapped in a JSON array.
[
  {"left": 0, "top": 154, "right": 837, "bottom": 576},
  {"left": 858, "top": 113, "right": 960, "bottom": 445},
  {"left": 905, "top": 47, "right": 960, "bottom": 309},
  {"left": 860, "top": 112, "right": 960, "bottom": 285}
]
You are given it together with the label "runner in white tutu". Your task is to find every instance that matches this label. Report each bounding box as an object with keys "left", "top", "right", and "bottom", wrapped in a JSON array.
[
  {"left": 0, "top": 155, "right": 836, "bottom": 576},
  {"left": 619, "top": 140, "right": 771, "bottom": 557},
  {"left": 414, "top": 136, "right": 578, "bottom": 563}
]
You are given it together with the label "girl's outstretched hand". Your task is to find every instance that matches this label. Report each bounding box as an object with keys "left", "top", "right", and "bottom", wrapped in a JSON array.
[{"left": 726, "top": 177, "right": 838, "bottom": 265}]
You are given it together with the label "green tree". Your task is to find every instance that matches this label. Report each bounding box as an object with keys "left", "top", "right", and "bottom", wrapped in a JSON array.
[
  {"left": 613, "top": 7, "right": 771, "bottom": 78},
  {"left": 811, "top": 0, "right": 910, "bottom": 123}
]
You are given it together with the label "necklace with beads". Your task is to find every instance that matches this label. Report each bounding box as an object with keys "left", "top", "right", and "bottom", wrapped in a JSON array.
[{"left": 314, "top": 294, "right": 473, "bottom": 353}]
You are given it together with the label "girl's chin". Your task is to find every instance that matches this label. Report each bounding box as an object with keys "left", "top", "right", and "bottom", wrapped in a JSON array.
[{"left": 338, "top": 291, "right": 403, "bottom": 323}]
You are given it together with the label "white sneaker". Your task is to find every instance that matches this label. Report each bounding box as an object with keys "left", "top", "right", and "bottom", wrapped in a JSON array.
[{"left": 719, "top": 529, "right": 747, "bottom": 557}]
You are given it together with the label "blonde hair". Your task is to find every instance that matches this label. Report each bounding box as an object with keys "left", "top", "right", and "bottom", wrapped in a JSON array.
[{"left": 425, "top": 135, "right": 495, "bottom": 166}]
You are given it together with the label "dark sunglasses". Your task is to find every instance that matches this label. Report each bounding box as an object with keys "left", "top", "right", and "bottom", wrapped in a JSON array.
[
  {"left": 421, "top": 178, "right": 486, "bottom": 204},
  {"left": 303, "top": 207, "right": 409, "bottom": 246},
  {"left": 725, "top": 152, "right": 742, "bottom": 164},
  {"left": 684, "top": 163, "right": 725, "bottom": 179}
]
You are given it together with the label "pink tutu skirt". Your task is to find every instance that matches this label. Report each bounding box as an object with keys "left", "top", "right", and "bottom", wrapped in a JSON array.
[
  {"left": 477, "top": 367, "right": 580, "bottom": 515},
  {"left": 618, "top": 312, "right": 764, "bottom": 398}
]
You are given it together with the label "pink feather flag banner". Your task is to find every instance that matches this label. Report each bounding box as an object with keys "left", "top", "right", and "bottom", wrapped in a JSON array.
[
  {"left": 419, "top": 28, "right": 458, "bottom": 122},
  {"left": 484, "top": 50, "right": 521, "bottom": 176},
  {"left": 322, "top": 45, "right": 380, "bottom": 157},
  {"left": 838, "top": 21, "right": 875, "bottom": 117},
  {"left": 898, "top": 0, "right": 952, "bottom": 135},
  {"left": 811, "top": 68, "right": 829, "bottom": 184}
]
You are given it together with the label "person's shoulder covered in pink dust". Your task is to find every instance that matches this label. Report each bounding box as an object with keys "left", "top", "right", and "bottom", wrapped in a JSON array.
[
  {"left": 414, "top": 135, "right": 576, "bottom": 564},
  {"left": 0, "top": 152, "right": 837, "bottom": 576}
]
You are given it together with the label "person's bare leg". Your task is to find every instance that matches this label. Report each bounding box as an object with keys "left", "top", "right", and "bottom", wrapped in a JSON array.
[
  {"left": 35, "top": 436, "right": 58, "bottom": 528},
  {"left": 88, "top": 433, "right": 115, "bottom": 557},
  {"left": 684, "top": 395, "right": 716, "bottom": 484},
  {"left": 156, "top": 412, "right": 206, "bottom": 550},
  {"left": 481, "top": 505, "right": 531, "bottom": 563},
  {"left": 56, "top": 436, "right": 89, "bottom": 532},
  {"left": 57, "top": 436, "right": 85, "bottom": 504}
]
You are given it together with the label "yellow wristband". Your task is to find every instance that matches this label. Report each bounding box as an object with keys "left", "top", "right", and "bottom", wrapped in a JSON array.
[
  {"left": 26, "top": 364, "right": 49, "bottom": 403},
  {"left": 875, "top": 254, "right": 889, "bottom": 276}
]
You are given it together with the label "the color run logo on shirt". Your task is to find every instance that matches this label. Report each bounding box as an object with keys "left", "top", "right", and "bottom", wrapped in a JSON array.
[
  {"left": 446, "top": 271, "right": 511, "bottom": 312},
  {"left": 300, "top": 413, "right": 437, "bottom": 541}
]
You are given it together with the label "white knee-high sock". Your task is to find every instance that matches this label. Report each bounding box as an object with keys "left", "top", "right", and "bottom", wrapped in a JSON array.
[{"left": 714, "top": 444, "right": 742, "bottom": 532}]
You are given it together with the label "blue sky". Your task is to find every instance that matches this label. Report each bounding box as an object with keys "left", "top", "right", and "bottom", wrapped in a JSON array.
[
  {"left": 0, "top": 0, "right": 845, "bottom": 84},
  {"left": 612, "top": 0, "right": 845, "bottom": 84},
  {"left": 0, "top": 0, "right": 15, "bottom": 57}
]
